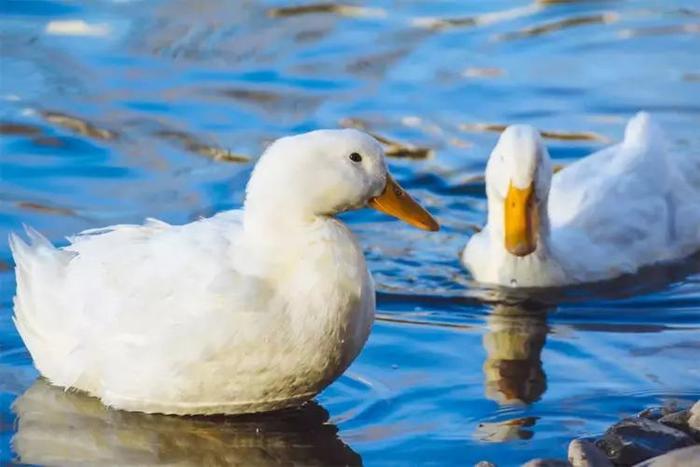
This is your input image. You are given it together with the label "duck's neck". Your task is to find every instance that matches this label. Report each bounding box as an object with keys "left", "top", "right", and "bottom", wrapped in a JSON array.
[
  {"left": 242, "top": 190, "right": 317, "bottom": 232},
  {"left": 242, "top": 196, "right": 345, "bottom": 246}
]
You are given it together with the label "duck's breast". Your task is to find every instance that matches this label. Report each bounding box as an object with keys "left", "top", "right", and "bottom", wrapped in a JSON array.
[
  {"left": 131, "top": 218, "right": 375, "bottom": 413},
  {"left": 282, "top": 220, "right": 375, "bottom": 377}
]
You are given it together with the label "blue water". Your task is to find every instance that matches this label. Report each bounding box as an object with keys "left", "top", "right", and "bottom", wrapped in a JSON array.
[{"left": 1, "top": 0, "right": 699, "bottom": 465}]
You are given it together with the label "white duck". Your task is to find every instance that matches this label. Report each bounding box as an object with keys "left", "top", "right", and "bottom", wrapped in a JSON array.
[
  {"left": 462, "top": 112, "right": 700, "bottom": 287},
  {"left": 10, "top": 129, "right": 439, "bottom": 415}
]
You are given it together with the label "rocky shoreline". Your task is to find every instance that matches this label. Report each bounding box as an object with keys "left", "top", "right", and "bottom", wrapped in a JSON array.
[{"left": 480, "top": 400, "right": 700, "bottom": 467}]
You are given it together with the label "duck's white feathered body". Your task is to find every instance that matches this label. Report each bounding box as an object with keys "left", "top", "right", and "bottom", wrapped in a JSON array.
[
  {"left": 463, "top": 113, "right": 700, "bottom": 287},
  {"left": 10, "top": 129, "right": 438, "bottom": 415},
  {"left": 11, "top": 211, "right": 374, "bottom": 414}
]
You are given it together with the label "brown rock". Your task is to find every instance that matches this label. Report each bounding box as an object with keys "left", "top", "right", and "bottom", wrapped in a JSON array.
[
  {"left": 688, "top": 401, "right": 700, "bottom": 433},
  {"left": 691, "top": 401, "right": 700, "bottom": 417},
  {"left": 595, "top": 417, "right": 695, "bottom": 465},
  {"left": 633, "top": 445, "right": 700, "bottom": 467},
  {"left": 659, "top": 410, "right": 700, "bottom": 441},
  {"left": 568, "top": 439, "right": 612, "bottom": 467}
]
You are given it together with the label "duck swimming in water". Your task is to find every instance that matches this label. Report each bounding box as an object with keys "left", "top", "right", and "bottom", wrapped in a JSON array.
[
  {"left": 462, "top": 112, "right": 700, "bottom": 287},
  {"left": 10, "top": 129, "right": 438, "bottom": 415}
]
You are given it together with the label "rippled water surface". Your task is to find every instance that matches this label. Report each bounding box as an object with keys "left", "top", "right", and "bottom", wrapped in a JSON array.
[{"left": 1, "top": 0, "right": 700, "bottom": 465}]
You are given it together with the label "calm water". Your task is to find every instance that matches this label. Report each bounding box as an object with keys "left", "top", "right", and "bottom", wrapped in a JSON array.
[{"left": 1, "top": 0, "right": 700, "bottom": 465}]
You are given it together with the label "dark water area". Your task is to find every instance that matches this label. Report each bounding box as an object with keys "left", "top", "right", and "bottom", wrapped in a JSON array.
[{"left": 1, "top": 0, "right": 699, "bottom": 465}]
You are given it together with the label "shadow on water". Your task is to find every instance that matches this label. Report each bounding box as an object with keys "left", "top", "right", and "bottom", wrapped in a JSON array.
[{"left": 11, "top": 379, "right": 361, "bottom": 466}]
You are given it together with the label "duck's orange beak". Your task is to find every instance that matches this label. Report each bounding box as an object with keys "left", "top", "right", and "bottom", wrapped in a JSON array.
[
  {"left": 504, "top": 181, "right": 538, "bottom": 256},
  {"left": 368, "top": 174, "right": 439, "bottom": 231}
]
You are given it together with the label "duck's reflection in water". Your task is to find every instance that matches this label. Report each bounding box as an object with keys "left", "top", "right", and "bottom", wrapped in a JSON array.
[
  {"left": 483, "top": 304, "right": 549, "bottom": 406},
  {"left": 12, "top": 379, "right": 361, "bottom": 466}
]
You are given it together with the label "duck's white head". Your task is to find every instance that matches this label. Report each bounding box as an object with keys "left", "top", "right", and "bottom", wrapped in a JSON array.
[
  {"left": 244, "top": 129, "right": 439, "bottom": 232},
  {"left": 485, "top": 125, "right": 552, "bottom": 257}
]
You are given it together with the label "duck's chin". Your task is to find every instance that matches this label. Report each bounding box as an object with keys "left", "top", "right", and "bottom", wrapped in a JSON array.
[
  {"left": 322, "top": 200, "right": 368, "bottom": 217},
  {"left": 496, "top": 242, "right": 570, "bottom": 288}
]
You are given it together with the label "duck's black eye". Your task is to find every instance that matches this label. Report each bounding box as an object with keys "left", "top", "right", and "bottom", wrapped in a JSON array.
[{"left": 349, "top": 152, "right": 362, "bottom": 163}]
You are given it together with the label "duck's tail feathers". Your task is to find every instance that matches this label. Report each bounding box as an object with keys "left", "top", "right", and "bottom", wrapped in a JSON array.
[
  {"left": 9, "top": 227, "right": 78, "bottom": 383},
  {"left": 623, "top": 111, "right": 665, "bottom": 152}
]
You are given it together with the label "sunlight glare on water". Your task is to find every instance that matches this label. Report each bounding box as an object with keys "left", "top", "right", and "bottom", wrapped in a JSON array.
[{"left": 1, "top": 0, "right": 699, "bottom": 465}]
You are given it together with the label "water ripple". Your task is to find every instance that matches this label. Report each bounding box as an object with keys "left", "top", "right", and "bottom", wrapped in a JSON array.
[{"left": 1, "top": 0, "right": 699, "bottom": 465}]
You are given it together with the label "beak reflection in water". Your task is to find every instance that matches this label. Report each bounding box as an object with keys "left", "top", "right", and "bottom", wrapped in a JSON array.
[
  {"left": 483, "top": 305, "right": 549, "bottom": 405},
  {"left": 12, "top": 379, "right": 360, "bottom": 466},
  {"left": 475, "top": 304, "right": 549, "bottom": 442}
]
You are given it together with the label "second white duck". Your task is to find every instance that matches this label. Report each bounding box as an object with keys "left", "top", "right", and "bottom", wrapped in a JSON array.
[{"left": 462, "top": 112, "right": 700, "bottom": 287}]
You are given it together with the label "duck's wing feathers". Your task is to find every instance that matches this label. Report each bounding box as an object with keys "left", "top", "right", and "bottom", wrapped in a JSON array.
[
  {"left": 548, "top": 112, "right": 700, "bottom": 273},
  {"left": 10, "top": 210, "right": 267, "bottom": 390}
]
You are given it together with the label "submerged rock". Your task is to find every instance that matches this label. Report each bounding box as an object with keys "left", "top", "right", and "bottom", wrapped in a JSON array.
[
  {"left": 639, "top": 407, "right": 671, "bottom": 421},
  {"left": 568, "top": 439, "right": 612, "bottom": 467},
  {"left": 522, "top": 459, "right": 570, "bottom": 467},
  {"left": 638, "top": 402, "right": 685, "bottom": 422},
  {"left": 632, "top": 445, "right": 700, "bottom": 467},
  {"left": 595, "top": 417, "right": 695, "bottom": 465}
]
